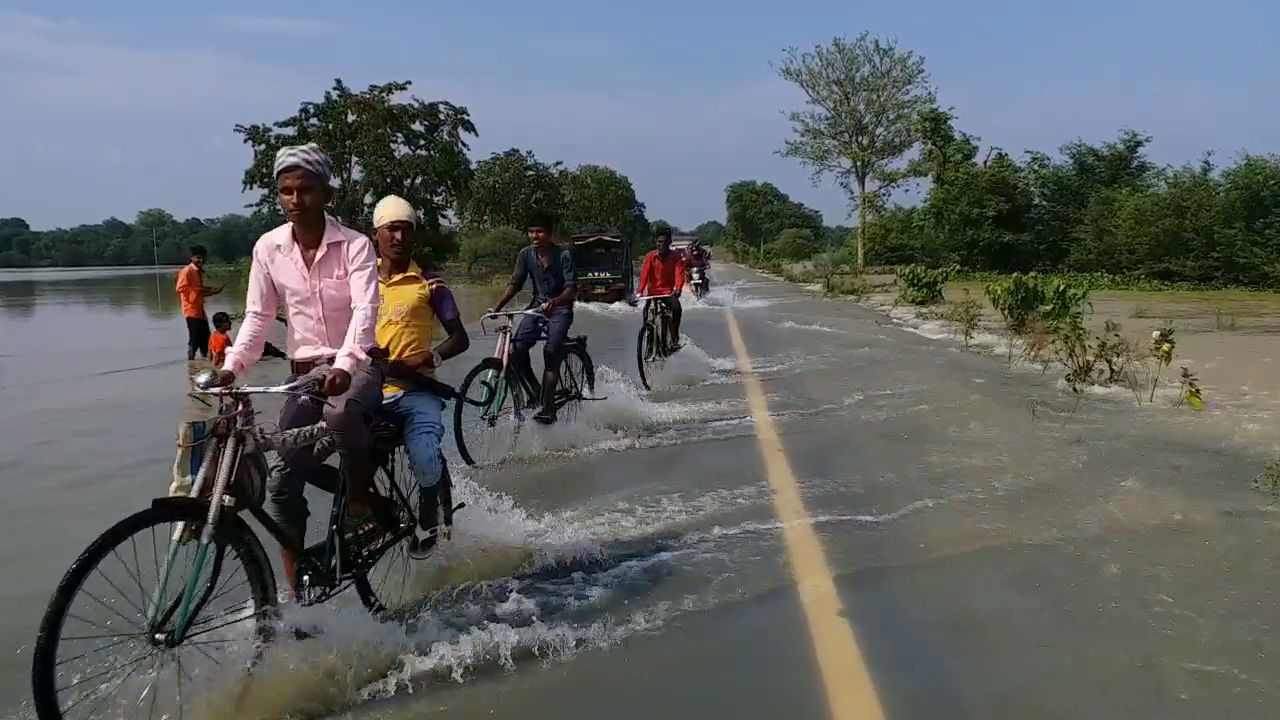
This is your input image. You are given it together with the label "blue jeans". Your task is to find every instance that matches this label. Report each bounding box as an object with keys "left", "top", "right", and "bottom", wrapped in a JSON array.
[
  {"left": 511, "top": 307, "right": 573, "bottom": 394},
  {"left": 380, "top": 390, "right": 446, "bottom": 490}
]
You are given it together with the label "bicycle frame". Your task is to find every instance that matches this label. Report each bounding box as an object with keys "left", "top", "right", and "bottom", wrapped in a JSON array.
[
  {"left": 477, "top": 309, "right": 548, "bottom": 418},
  {"left": 636, "top": 293, "right": 677, "bottom": 355},
  {"left": 149, "top": 376, "right": 337, "bottom": 643}
]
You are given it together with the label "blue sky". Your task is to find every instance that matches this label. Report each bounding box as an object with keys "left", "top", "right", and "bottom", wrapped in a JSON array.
[{"left": 1, "top": 0, "right": 1276, "bottom": 230}]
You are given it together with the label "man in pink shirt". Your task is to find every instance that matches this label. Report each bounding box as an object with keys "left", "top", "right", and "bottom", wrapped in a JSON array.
[{"left": 214, "top": 143, "right": 383, "bottom": 588}]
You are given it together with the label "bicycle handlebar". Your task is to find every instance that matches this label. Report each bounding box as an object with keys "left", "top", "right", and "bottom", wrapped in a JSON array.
[
  {"left": 634, "top": 293, "right": 677, "bottom": 302},
  {"left": 480, "top": 309, "right": 546, "bottom": 334},
  {"left": 190, "top": 369, "right": 325, "bottom": 401}
]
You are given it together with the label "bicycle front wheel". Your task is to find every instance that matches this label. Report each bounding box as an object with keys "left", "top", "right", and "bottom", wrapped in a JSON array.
[
  {"left": 32, "top": 501, "right": 275, "bottom": 720},
  {"left": 637, "top": 323, "right": 657, "bottom": 391},
  {"left": 453, "top": 357, "right": 517, "bottom": 466}
]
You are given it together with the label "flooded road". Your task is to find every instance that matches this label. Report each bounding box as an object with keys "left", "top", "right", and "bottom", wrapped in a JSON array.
[{"left": 2, "top": 265, "right": 1279, "bottom": 719}]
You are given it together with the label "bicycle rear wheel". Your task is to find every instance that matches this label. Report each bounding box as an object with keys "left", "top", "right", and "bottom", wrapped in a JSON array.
[
  {"left": 32, "top": 501, "right": 275, "bottom": 720},
  {"left": 555, "top": 344, "right": 596, "bottom": 421},
  {"left": 453, "top": 357, "right": 518, "bottom": 466},
  {"left": 354, "top": 445, "right": 420, "bottom": 615}
]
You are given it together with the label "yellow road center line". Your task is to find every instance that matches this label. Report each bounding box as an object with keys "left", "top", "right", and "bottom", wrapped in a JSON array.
[{"left": 726, "top": 309, "right": 886, "bottom": 720}]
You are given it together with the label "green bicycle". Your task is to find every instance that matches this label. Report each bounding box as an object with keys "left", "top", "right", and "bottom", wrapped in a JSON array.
[
  {"left": 453, "top": 309, "right": 596, "bottom": 466},
  {"left": 30, "top": 369, "right": 459, "bottom": 719}
]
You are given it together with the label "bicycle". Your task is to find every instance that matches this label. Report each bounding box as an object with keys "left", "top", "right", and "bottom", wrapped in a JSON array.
[
  {"left": 635, "top": 293, "right": 680, "bottom": 391},
  {"left": 453, "top": 309, "right": 596, "bottom": 467},
  {"left": 30, "top": 368, "right": 460, "bottom": 720}
]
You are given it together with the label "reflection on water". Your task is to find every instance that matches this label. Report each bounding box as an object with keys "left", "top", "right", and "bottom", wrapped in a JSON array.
[{"left": 0, "top": 266, "right": 193, "bottom": 319}]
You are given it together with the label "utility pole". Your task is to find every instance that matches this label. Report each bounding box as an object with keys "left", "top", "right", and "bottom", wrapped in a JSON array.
[{"left": 152, "top": 227, "right": 163, "bottom": 311}]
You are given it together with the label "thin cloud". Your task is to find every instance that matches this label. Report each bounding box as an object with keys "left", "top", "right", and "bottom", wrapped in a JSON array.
[
  {"left": 0, "top": 9, "right": 299, "bottom": 113},
  {"left": 213, "top": 14, "right": 341, "bottom": 37}
]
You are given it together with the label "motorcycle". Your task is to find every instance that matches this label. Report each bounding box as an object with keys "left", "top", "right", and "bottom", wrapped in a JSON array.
[{"left": 689, "top": 266, "right": 709, "bottom": 299}]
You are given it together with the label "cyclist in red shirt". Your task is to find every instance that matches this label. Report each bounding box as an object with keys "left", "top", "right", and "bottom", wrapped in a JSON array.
[{"left": 637, "top": 228, "right": 687, "bottom": 348}]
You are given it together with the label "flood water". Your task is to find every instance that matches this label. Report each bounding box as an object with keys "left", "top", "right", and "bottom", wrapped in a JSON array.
[{"left": 4, "top": 266, "right": 1280, "bottom": 719}]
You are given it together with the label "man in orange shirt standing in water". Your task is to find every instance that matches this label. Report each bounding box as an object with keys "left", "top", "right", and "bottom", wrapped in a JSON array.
[{"left": 175, "top": 244, "right": 222, "bottom": 360}]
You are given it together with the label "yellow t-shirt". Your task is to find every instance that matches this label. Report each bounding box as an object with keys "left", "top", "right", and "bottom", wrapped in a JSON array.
[{"left": 376, "top": 261, "right": 454, "bottom": 396}]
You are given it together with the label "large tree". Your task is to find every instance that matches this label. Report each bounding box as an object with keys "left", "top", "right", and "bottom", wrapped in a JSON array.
[
  {"left": 560, "top": 164, "right": 649, "bottom": 242},
  {"left": 235, "top": 78, "right": 476, "bottom": 232},
  {"left": 723, "top": 180, "right": 823, "bottom": 253},
  {"left": 693, "top": 220, "right": 725, "bottom": 245},
  {"left": 459, "top": 148, "right": 563, "bottom": 230},
  {"left": 776, "top": 33, "right": 936, "bottom": 268}
]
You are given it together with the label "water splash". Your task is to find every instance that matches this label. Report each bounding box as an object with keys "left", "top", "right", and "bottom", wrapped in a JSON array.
[
  {"left": 773, "top": 319, "right": 842, "bottom": 334},
  {"left": 686, "top": 280, "right": 772, "bottom": 311},
  {"left": 451, "top": 364, "right": 742, "bottom": 466}
]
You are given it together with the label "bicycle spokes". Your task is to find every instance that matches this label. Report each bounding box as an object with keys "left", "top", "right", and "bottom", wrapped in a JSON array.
[{"left": 37, "top": 508, "right": 269, "bottom": 720}]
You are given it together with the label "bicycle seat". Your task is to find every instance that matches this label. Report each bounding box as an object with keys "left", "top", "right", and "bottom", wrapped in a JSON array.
[
  {"left": 568, "top": 335, "right": 588, "bottom": 346},
  {"left": 371, "top": 417, "right": 404, "bottom": 451}
]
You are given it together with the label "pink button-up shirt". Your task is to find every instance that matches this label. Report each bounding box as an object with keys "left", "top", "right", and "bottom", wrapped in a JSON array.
[{"left": 223, "top": 217, "right": 380, "bottom": 377}]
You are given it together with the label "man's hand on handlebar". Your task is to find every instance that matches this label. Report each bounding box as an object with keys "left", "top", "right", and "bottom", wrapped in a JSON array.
[
  {"left": 210, "top": 369, "right": 236, "bottom": 387},
  {"left": 321, "top": 368, "right": 351, "bottom": 397}
]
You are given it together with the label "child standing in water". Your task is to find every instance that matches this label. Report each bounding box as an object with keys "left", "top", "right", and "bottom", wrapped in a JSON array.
[
  {"left": 207, "top": 311, "right": 288, "bottom": 367},
  {"left": 208, "top": 312, "right": 233, "bottom": 367}
]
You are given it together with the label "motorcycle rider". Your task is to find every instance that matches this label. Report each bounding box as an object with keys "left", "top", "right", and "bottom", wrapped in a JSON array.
[{"left": 685, "top": 236, "right": 712, "bottom": 293}]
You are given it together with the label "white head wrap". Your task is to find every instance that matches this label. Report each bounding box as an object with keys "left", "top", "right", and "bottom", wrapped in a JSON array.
[{"left": 372, "top": 195, "right": 417, "bottom": 228}]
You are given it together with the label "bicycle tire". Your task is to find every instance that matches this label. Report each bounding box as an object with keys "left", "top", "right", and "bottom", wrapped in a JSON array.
[
  {"left": 32, "top": 500, "right": 275, "bottom": 720},
  {"left": 555, "top": 344, "right": 596, "bottom": 418},
  {"left": 453, "top": 357, "right": 507, "bottom": 467},
  {"left": 353, "top": 447, "right": 418, "bottom": 615},
  {"left": 637, "top": 323, "right": 656, "bottom": 390}
]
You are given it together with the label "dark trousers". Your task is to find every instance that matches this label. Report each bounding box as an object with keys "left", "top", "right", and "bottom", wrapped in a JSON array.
[
  {"left": 649, "top": 297, "right": 682, "bottom": 343},
  {"left": 267, "top": 363, "right": 385, "bottom": 544},
  {"left": 185, "top": 316, "right": 210, "bottom": 359},
  {"left": 510, "top": 308, "right": 573, "bottom": 394}
]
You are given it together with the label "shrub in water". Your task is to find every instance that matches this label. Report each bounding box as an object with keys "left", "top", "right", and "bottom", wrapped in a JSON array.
[{"left": 898, "top": 264, "right": 957, "bottom": 305}]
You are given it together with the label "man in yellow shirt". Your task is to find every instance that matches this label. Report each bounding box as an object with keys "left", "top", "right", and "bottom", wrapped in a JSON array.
[{"left": 372, "top": 195, "right": 470, "bottom": 554}]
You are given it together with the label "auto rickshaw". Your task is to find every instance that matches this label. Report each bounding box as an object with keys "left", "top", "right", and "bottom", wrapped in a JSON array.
[{"left": 570, "top": 230, "right": 632, "bottom": 304}]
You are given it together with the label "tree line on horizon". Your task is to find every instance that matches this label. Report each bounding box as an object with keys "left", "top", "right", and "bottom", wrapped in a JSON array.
[
  {"left": 5, "top": 50, "right": 1278, "bottom": 288},
  {"left": 721, "top": 32, "right": 1280, "bottom": 288},
  {"left": 0, "top": 78, "right": 728, "bottom": 272}
]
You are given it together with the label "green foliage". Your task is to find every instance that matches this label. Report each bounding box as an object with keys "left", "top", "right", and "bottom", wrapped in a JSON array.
[
  {"left": 459, "top": 150, "right": 648, "bottom": 258},
  {"left": 460, "top": 148, "right": 563, "bottom": 230},
  {"left": 897, "top": 264, "right": 956, "bottom": 305},
  {"left": 1176, "top": 367, "right": 1205, "bottom": 411},
  {"left": 1252, "top": 461, "right": 1280, "bottom": 497},
  {"left": 812, "top": 247, "right": 857, "bottom": 289},
  {"left": 0, "top": 211, "right": 277, "bottom": 268},
  {"left": 693, "top": 221, "right": 725, "bottom": 246},
  {"left": 984, "top": 272, "right": 1089, "bottom": 332},
  {"left": 771, "top": 228, "right": 820, "bottom": 261},
  {"left": 942, "top": 290, "right": 983, "bottom": 349},
  {"left": 776, "top": 32, "right": 936, "bottom": 267},
  {"left": 561, "top": 164, "right": 649, "bottom": 248},
  {"left": 456, "top": 227, "right": 527, "bottom": 274},
  {"left": 723, "top": 180, "right": 823, "bottom": 254},
  {"left": 235, "top": 78, "right": 476, "bottom": 230},
  {"left": 1148, "top": 326, "right": 1177, "bottom": 402},
  {"left": 1094, "top": 320, "right": 1136, "bottom": 385},
  {"left": 858, "top": 117, "right": 1280, "bottom": 288}
]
